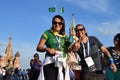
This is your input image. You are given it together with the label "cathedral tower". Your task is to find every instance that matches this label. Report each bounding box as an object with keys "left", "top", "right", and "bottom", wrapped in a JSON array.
[
  {"left": 69, "top": 14, "right": 78, "bottom": 42},
  {"left": 5, "top": 37, "right": 13, "bottom": 61}
]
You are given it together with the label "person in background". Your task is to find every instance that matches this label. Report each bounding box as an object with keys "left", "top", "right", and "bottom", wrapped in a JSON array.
[
  {"left": 30, "top": 53, "right": 42, "bottom": 80},
  {"left": 36, "top": 15, "right": 73, "bottom": 80},
  {"left": 18, "top": 69, "right": 22, "bottom": 80},
  {"left": 105, "top": 33, "right": 120, "bottom": 80},
  {"left": 72, "top": 24, "right": 117, "bottom": 80},
  {"left": 29, "top": 59, "right": 33, "bottom": 80}
]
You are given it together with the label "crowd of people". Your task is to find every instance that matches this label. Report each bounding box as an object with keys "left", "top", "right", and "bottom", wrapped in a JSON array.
[
  {"left": 1, "top": 14, "right": 119, "bottom": 80},
  {"left": 0, "top": 53, "right": 42, "bottom": 80},
  {"left": 0, "top": 67, "right": 29, "bottom": 80}
]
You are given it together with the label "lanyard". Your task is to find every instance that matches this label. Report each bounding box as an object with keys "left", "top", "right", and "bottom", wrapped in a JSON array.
[
  {"left": 56, "top": 36, "right": 61, "bottom": 50},
  {"left": 81, "top": 39, "right": 90, "bottom": 57}
]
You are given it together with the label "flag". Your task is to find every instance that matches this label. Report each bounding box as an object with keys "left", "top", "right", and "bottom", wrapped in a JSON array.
[
  {"left": 60, "top": 7, "right": 64, "bottom": 13},
  {"left": 49, "top": 7, "right": 56, "bottom": 12}
]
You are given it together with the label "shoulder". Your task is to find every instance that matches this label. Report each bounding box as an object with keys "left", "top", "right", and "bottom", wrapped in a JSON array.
[
  {"left": 88, "top": 36, "right": 103, "bottom": 46},
  {"left": 88, "top": 36, "right": 98, "bottom": 39},
  {"left": 43, "top": 30, "right": 51, "bottom": 34},
  {"left": 41, "top": 30, "right": 52, "bottom": 39},
  {"left": 88, "top": 36, "right": 99, "bottom": 43},
  {"left": 89, "top": 36, "right": 101, "bottom": 42}
]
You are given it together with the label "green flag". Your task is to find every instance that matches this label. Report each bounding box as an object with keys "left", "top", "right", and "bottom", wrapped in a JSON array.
[
  {"left": 49, "top": 7, "right": 56, "bottom": 12},
  {"left": 60, "top": 7, "right": 64, "bottom": 13}
]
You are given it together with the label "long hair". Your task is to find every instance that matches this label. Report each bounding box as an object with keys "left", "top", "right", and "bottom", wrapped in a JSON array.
[{"left": 51, "top": 15, "right": 65, "bottom": 35}]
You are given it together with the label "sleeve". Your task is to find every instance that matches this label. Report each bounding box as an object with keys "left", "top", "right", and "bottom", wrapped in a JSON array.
[
  {"left": 93, "top": 36, "right": 103, "bottom": 48},
  {"left": 41, "top": 30, "right": 48, "bottom": 40}
]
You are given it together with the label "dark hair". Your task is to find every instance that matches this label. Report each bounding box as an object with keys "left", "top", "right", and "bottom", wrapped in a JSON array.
[
  {"left": 51, "top": 15, "right": 65, "bottom": 35},
  {"left": 114, "top": 33, "right": 120, "bottom": 43},
  {"left": 34, "top": 53, "right": 39, "bottom": 58},
  {"left": 75, "top": 24, "right": 88, "bottom": 36}
]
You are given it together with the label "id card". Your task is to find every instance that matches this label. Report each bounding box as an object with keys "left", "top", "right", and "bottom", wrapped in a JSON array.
[{"left": 85, "top": 56, "right": 96, "bottom": 72}]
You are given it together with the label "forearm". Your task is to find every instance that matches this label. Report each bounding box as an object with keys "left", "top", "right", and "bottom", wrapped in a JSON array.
[
  {"left": 36, "top": 60, "right": 42, "bottom": 66},
  {"left": 37, "top": 46, "right": 49, "bottom": 52},
  {"left": 101, "top": 46, "right": 112, "bottom": 58},
  {"left": 36, "top": 38, "right": 49, "bottom": 52},
  {"left": 101, "top": 46, "right": 115, "bottom": 65}
]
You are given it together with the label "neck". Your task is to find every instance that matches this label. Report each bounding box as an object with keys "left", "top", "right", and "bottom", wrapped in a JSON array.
[
  {"left": 54, "top": 31, "right": 59, "bottom": 33},
  {"left": 79, "top": 36, "right": 88, "bottom": 43}
]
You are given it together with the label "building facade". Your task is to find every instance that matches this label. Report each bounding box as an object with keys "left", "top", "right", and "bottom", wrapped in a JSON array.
[{"left": 0, "top": 37, "right": 20, "bottom": 69}]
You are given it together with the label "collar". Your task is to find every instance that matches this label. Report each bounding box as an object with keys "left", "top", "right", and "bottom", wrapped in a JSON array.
[{"left": 50, "top": 29, "right": 66, "bottom": 37}]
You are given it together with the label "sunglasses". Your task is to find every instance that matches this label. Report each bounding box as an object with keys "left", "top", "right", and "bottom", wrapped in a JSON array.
[
  {"left": 76, "top": 28, "right": 84, "bottom": 32},
  {"left": 53, "top": 22, "right": 63, "bottom": 25}
]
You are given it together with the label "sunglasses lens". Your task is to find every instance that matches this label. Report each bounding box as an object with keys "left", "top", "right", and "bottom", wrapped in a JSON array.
[
  {"left": 58, "top": 22, "right": 63, "bottom": 25},
  {"left": 76, "top": 29, "right": 84, "bottom": 32},
  {"left": 53, "top": 22, "right": 63, "bottom": 25}
]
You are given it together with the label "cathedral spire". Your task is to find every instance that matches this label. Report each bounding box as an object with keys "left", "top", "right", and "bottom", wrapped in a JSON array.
[
  {"left": 5, "top": 37, "right": 13, "bottom": 60},
  {"left": 69, "top": 14, "right": 78, "bottom": 42},
  {"left": 71, "top": 14, "right": 76, "bottom": 28},
  {"left": 69, "top": 14, "right": 76, "bottom": 36},
  {"left": 9, "top": 37, "right": 12, "bottom": 44}
]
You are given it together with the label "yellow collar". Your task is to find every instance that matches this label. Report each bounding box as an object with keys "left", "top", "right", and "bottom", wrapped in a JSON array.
[{"left": 50, "top": 30, "right": 66, "bottom": 37}]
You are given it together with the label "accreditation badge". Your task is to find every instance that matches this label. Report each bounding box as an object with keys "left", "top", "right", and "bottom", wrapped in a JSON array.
[
  {"left": 85, "top": 56, "right": 96, "bottom": 72},
  {"left": 55, "top": 51, "right": 63, "bottom": 67}
]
